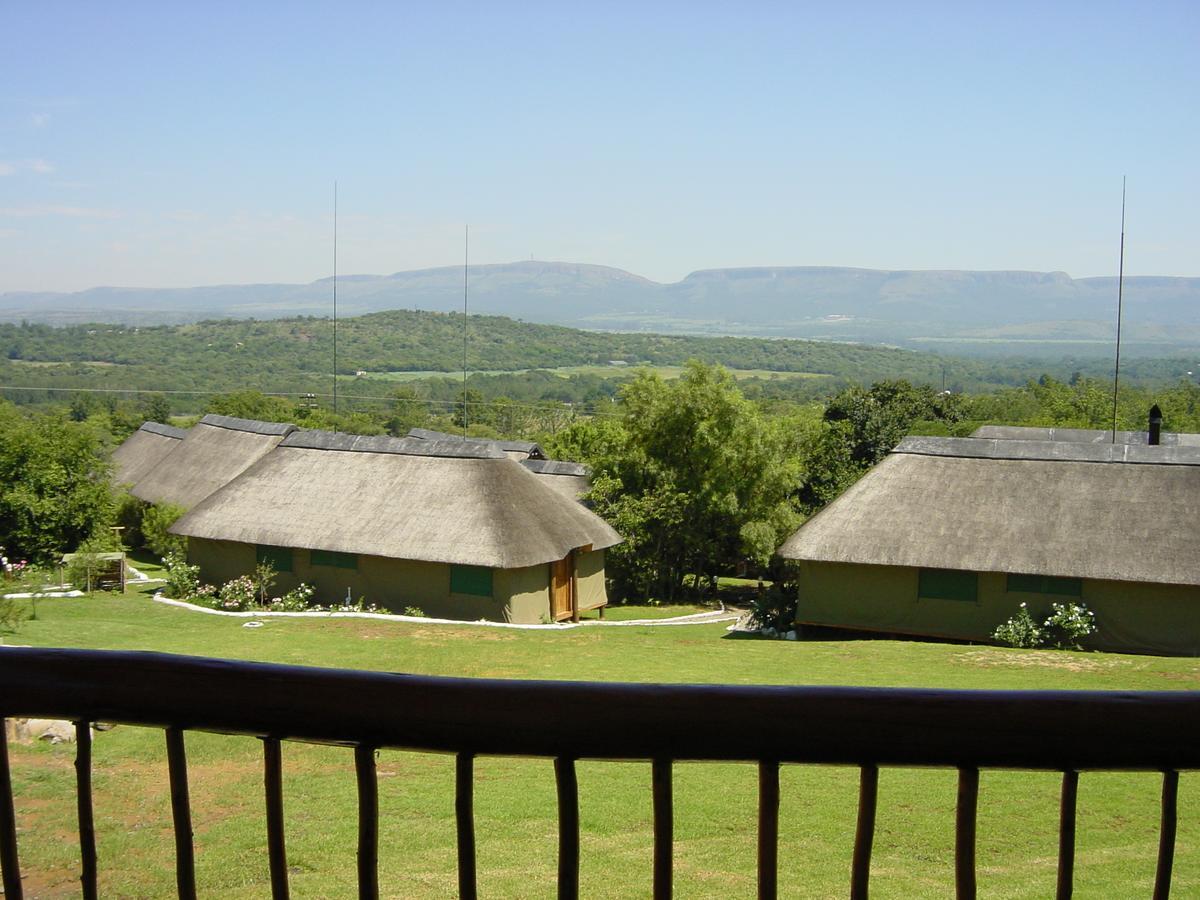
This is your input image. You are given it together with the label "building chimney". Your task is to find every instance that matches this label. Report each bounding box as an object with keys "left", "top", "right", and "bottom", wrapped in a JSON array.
[{"left": 1149, "top": 404, "right": 1163, "bottom": 446}]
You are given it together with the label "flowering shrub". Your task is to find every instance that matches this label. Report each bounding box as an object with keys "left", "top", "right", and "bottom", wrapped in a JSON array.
[
  {"left": 1044, "top": 601, "right": 1098, "bottom": 650},
  {"left": 216, "top": 575, "right": 257, "bottom": 611},
  {"left": 993, "top": 601, "right": 1097, "bottom": 650},
  {"left": 992, "top": 603, "right": 1044, "bottom": 648},
  {"left": 163, "top": 551, "right": 203, "bottom": 600},
  {"left": 267, "top": 583, "right": 316, "bottom": 612}
]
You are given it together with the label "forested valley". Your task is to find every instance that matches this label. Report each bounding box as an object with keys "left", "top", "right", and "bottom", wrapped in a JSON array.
[{"left": 2, "top": 310, "right": 1199, "bottom": 603}]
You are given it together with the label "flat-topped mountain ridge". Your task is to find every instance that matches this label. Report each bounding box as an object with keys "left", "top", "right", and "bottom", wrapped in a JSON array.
[{"left": 4, "top": 263, "right": 1198, "bottom": 352}]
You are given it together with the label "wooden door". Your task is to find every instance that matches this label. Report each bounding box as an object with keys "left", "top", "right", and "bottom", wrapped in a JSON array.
[{"left": 551, "top": 555, "right": 574, "bottom": 621}]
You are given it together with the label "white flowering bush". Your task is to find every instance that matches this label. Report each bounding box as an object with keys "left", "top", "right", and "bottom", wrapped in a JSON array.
[
  {"left": 992, "top": 602, "right": 1044, "bottom": 648},
  {"left": 1043, "top": 601, "right": 1097, "bottom": 650},
  {"left": 267, "top": 583, "right": 316, "bottom": 612},
  {"left": 162, "top": 551, "right": 210, "bottom": 601},
  {"left": 993, "top": 601, "right": 1097, "bottom": 650}
]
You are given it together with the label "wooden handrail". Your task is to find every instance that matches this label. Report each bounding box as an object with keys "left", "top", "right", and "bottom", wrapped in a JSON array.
[
  {"left": 1, "top": 648, "right": 1198, "bottom": 768},
  {"left": 1, "top": 647, "right": 1197, "bottom": 899}
]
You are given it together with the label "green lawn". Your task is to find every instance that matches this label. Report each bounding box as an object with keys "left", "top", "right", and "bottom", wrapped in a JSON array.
[{"left": 3, "top": 594, "right": 1198, "bottom": 898}]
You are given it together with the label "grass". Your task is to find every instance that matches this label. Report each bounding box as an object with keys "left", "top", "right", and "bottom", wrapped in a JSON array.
[{"left": 3, "top": 594, "right": 1199, "bottom": 897}]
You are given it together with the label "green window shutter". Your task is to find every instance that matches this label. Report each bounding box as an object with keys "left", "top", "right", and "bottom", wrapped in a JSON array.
[
  {"left": 1006, "top": 573, "right": 1042, "bottom": 594},
  {"left": 310, "top": 549, "right": 358, "bottom": 570},
  {"left": 256, "top": 545, "right": 293, "bottom": 573},
  {"left": 918, "top": 568, "right": 977, "bottom": 602},
  {"left": 1044, "top": 576, "right": 1082, "bottom": 597},
  {"left": 1007, "top": 574, "right": 1082, "bottom": 597},
  {"left": 450, "top": 565, "right": 493, "bottom": 597}
]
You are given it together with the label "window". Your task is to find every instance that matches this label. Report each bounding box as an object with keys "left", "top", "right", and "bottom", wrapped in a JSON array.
[
  {"left": 1006, "top": 574, "right": 1082, "bottom": 597},
  {"left": 450, "top": 565, "right": 493, "bottom": 597},
  {"left": 256, "top": 545, "right": 293, "bottom": 573},
  {"left": 310, "top": 549, "right": 357, "bottom": 570},
  {"left": 918, "top": 568, "right": 977, "bottom": 602}
]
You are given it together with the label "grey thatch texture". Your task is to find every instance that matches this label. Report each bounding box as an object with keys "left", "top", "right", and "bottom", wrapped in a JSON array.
[
  {"left": 200, "top": 414, "right": 295, "bottom": 436},
  {"left": 140, "top": 421, "right": 189, "bottom": 439},
  {"left": 132, "top": 419, "right": 295, "bottom": 508},
  {"left": 171, "top": 438, "right": 621, "bottom": 568},
  {"left": 521, "top": 459, "right": 589, "bottom": 477},
  {"left": 111, "top": 422, "right": 187, "bottom": 486},
  {"left": 407, "top": 427, "right": 546, "bottom": 459},
  {"left": 283, "top": 430, "right": 503, "bottom": 459},
  {"left": 779, "top": 440, "right": 1200, "bottom": 587},
  {"left": 971, "top": 425, "right": 1200, "bottom": 447},
  {"left": 898, "top": 435, "right": 1200, "bottom": 466}
]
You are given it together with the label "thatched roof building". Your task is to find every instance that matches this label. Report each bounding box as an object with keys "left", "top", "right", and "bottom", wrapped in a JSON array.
[
  {"left": 778, "top": 434, "right": 1200, "bottom": 655},
  {"left": 971, "top": 424, "right": 1200, "bottom": 447},
  {"left": 131, "top": 414, "right": 295, "bottom": 509},
  {"left": 520, "top": 458, "right": 592, "bottom": 500},
  {"left": 111, "top": 421, "right": 188, "bottom": 487},
  {"left": 407, "top": 427, "right": 546, "bottom": 460},
  {"left": 171, "top": 428, "right": 620, "bottom": 623}
]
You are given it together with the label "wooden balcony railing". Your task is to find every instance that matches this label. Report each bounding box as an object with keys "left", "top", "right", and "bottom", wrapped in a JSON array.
[{"left": 1, "top": 647, "right": 1197, "bottom": 899}]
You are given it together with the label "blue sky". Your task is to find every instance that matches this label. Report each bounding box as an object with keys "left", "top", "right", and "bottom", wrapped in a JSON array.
[{"left": 2, "top": 1, "right": 1197, "bottom": 291}]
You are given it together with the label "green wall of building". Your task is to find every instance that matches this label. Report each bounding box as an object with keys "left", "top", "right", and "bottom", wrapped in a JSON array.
[
  {"left": 187, "top": 538, "right": 609, "bottom": 625},
  {"left": 794, "top": 560, "right": 1200, "bottom": 656}
]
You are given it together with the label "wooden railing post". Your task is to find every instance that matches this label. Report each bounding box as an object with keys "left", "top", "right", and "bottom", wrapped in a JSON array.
[
  {"left": 955, "top": 767, "right": 979, "bottom": 900},
  {"left": 758, "top": 760, "right": 780, "bottom": 900},
  {"left": 165, "top": 727, "right": 196, "bottom": 900},
  {"left": 355, "top": 745, "right": 379, "bottom": 900},
  {"left": 652, "top": 758, "right": 673, "bottom": 899},
  {"left": 0, "top": 719, "right": 23, "bottom": 900},
  {"left": 456, "top": 752, "right": 477, "bottom": 900},
  {"left": 262, "top": 737, "right": 289, "bottom": 899},
  {"left": 1056, "top": 770, "right": 1078, "bottom": 900},
  {"left": 75, "top": 721, "right": 98, "bottom": 900},
  {"left": 1154, "top": 770, "right": 1179, "bottom": 900},
  {"left": 555, "top": 756, "right": 579, "bottom": 900},
  {"left": 851, "top": 764, "right": 878, "bottom": 900}
]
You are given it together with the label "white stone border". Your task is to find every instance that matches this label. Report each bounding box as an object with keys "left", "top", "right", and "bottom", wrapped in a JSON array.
[{"left": 152, "top": 594, "right": 737, "bottom": 630}]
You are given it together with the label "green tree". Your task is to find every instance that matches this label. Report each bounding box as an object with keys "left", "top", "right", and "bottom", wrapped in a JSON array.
[
  {"left": 205, "top": 390, "right": 296, "bottom": 422},
  {"left": 0, "top": 402, "right": 115, "bottom": 563},
  {"left": 140, "top": 392, "right": 172, "bottom": 424},
  {"left": 575, "top": 362, "right": 802, "bottom": 602}
]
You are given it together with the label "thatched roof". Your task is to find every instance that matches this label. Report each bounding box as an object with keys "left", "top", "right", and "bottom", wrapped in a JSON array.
[
  {"left": 407, "top": 427, "right": 546, "bottom": 460},
  {"left": 779, "top": 436, "right": 1200, "bottom": 587},
  {"left": 972, "top": 425, "right": 1200, "bottom": 447},
  {"left": 171, "top": 430, "right": 620, "bottom": 568},
  {"left": 111, "top": 421, "right": 188, "bottom": 487},
  {"left": 132, "top": 414, "right": 296, "bottom": 508},
  {"left": 520, "top": 459, "right": 591, "bottom": 500}
]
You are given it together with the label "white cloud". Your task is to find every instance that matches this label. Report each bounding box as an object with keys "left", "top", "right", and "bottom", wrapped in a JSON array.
[
  {"left": 0, "top": 205, "right": 119, "bottom": 219},
  {"left": 0, "top": 159, "right": 55, "bottom": 175}
]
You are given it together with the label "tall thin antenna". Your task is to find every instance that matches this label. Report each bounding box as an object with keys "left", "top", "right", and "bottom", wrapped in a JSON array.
[
  {"left": 1110, "top": 176, "right": 1126, "bottom": 443},
  {"left": 332, "top": 181, "right": 339, "bottom": 416},
  {"left": 462, "top": 224, "right": 469, "bottom": 436}
]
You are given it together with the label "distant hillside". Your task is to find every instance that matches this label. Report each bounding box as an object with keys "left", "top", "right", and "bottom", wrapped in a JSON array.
[{"left": 3, "top": 262, "right": 1199, "bottom": 355}]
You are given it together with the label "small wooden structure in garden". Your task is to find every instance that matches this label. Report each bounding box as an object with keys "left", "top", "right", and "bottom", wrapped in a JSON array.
[{"left": 61, "top": 552, "right": 126, "bottom": 593}]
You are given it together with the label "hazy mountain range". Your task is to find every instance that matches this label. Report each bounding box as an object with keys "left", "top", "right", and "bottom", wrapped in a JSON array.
[{"left": 4, "top": 262, "right": 1199, "bottom": 356}]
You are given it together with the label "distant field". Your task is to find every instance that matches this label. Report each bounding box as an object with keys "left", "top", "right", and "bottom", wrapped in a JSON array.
[
  {"left": 3, "top": 594, "right": 1198, "bottom": 897},
  {"left": 8, "top": 359, "right": 120, "bottom": 368},
  {"left": 356, "top": 364, "right": 832, "bottom": 382}
]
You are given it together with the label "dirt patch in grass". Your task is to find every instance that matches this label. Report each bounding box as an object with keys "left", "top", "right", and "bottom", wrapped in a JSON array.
[{"left": 957, "top": 649, "right": 1134, "bottom": 673}]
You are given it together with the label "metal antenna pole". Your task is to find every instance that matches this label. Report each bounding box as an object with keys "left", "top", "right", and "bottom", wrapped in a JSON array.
[
  {"left": 463, "top": 224, "right": 469, "bottom": 436},
  {"left": 1111, "top": 177, "right": 1126, "bottom": 443},
  {"left": 333, "top": 181, "right": 339, "bottom": 416}
]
